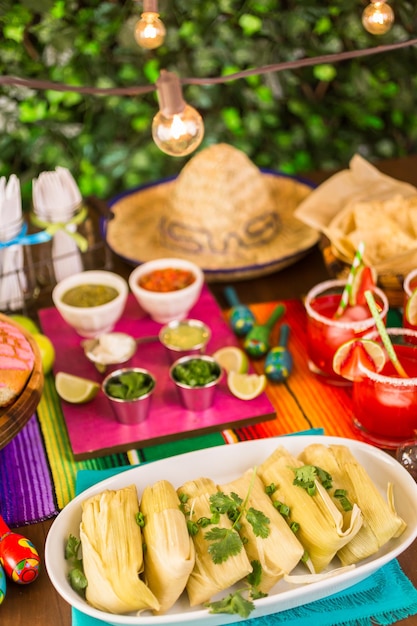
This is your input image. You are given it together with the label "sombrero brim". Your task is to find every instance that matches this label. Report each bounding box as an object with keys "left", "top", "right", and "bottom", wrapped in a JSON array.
[{"left": 103, "top": 171, "right": 319, "bottom": 281}]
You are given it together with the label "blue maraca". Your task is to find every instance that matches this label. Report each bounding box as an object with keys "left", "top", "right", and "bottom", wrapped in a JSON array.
[
  {"left": 224, "top": 286, "right": 255, "bottom": 337},
  {"left": 0, "top": 563, "right": 5, "bottom": 605},
  {"left": 264, "top": 323, "right": 293, "bottom": 382}
]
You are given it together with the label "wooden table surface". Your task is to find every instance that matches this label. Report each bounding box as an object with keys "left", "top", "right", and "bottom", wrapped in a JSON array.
[{"left": 4, "top": 155, "right": 417, "bottom": 626}]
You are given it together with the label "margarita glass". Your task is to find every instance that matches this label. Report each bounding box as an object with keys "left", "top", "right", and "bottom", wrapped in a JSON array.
[
  {"left": 305, "top": 279, "right": 389, "bottom": 385},
  {"left": 403, "top": 268, "right": 417, "bottom": 331},
  {"left": 352, "top": 328, "right": 417, "bottom": 449}
]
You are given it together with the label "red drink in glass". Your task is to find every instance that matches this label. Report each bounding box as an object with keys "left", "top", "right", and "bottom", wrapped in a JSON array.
[
  {"left": 305, "top": 279, "right": 389, "bottom": 385},
  {"left": 353, "top": 328, "right": 417, "bottom": 449}
]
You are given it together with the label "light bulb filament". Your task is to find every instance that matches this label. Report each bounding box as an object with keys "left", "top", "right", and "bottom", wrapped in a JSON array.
[
  {"left": 142, "top": 18, "right": 160, "bottom": 39},
  {"left": 171, "top": 114, "right": 187, "bottom": 140}
]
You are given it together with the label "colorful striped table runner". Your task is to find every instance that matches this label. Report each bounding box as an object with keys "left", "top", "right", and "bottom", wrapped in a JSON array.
[{"left": 2, "top": 298, "right": 391, "bottom": 527}]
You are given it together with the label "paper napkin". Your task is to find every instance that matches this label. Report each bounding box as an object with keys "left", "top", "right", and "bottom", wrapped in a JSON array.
[
  {"left": 32, "top": 166, "right": 84, "bottom": 281},
  {"left": 0, "top": 174, "right": 26, "bottom": 310}
]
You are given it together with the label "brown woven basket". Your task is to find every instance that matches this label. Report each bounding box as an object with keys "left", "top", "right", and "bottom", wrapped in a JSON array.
[{"left": 319, "top": 236, "right": 405, "bottom": 309}]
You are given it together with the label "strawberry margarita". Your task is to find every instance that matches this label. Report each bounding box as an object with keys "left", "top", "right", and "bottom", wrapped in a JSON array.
[
  {"left": 352, "top": 328, "right": 417, "bottom": 448},
  {"left": 305, "top": 279, "right": 389, "bottom": 385}
]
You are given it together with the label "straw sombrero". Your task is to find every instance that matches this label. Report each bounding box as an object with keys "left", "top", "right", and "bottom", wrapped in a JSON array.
[{"left": 105, "top": 144, "right": 319, "bottom": 281}]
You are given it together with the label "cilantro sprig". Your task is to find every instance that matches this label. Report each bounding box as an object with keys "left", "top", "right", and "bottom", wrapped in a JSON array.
[
  {"left": 65, "top": 534, "right": 87, "bottom": 597},
  {"left": 203, "top": 470, "right": 270, "bottom": 564},
  {"left": 181, "top": 470, "right": 271, "bottom": 619},
  {"left": 206, "top": 560, "right": 267, "bottom": 618},
  {"left": 292, "top": 465, "right": 333, "bottom": 495}
]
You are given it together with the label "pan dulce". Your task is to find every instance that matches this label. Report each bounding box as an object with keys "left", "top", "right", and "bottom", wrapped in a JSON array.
[{"left": 0, "top": 320, "right": 35, "bottom": 407}]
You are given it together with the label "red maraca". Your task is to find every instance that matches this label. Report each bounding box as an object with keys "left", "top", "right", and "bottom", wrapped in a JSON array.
[{"left": 0, "top": 514, "right": 40, "bottom": 584}]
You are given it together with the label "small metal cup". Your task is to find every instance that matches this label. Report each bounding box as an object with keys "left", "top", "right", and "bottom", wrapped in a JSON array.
[
  {"left": 159, "top": 319, "right": 211, "bottom": 363},
  {"left": 102, "top": 367, "right": 155, "bottom": 425},
  {"left": 169, "top": 355, "right": 222, "bottom": 411}
]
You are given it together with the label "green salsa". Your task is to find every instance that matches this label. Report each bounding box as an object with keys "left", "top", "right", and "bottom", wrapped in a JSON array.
[
  {"left": 162, "top": 324, "right": 209, "bottom": 350},
  {"left": 62, "top": 284, "right": 119, "bottom": 308}
]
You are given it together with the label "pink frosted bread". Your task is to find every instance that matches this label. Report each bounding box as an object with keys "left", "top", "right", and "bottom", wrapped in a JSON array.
[{"left": 0, "top": 320, "right": 35, "bottom": 407}]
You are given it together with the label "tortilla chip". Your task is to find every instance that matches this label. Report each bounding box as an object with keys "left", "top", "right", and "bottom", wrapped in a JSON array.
[{"left": 328, "top": 194, "right": 417, "bottom": 266}]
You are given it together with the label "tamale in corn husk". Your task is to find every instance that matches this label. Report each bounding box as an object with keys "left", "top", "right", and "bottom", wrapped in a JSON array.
[
  {"left": 80, "top": 485, "right": 160, "bottom": 614},
  {"left": 140, "top": 480, "right": 195, "bottom": 614},
  {"left": 258, "top": 446, "right": 363, "bottom": 573},
  {"left": 177, "top": 477, "right": 252, "bottom": 606},
  {"left": 220, "top": 469, "right": 305, "bottom": 593},
  {"left": 299, "top": 444, "right": 407, "bottom": 566}
]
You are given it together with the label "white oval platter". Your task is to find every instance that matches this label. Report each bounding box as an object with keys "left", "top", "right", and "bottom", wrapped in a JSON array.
[{"left": 45, "top": 435, "right": 417, "bottom": 626}]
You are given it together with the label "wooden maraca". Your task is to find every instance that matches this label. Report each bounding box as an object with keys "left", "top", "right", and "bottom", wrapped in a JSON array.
[
  {"left": 223, "top": 286, "right": 255, "bottom": 337},
  {"left": 264, "top": 323, "right": 293, "bottom": 382},
  {"left": 0, "top": 514, "right": 40, "bottom": 584},
  {"left": 0, "top": 563, "right": 6, "bottom": 604},
  {"left": 243, "top": 304, "right": 286, "bottom": 359}
]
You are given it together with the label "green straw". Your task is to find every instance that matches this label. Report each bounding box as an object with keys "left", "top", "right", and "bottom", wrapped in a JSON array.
[
  {"left": 334, "top": 241, "right": 365, "bottom": 318},
  {"left": 364, "top": 290, "right": 408, "bottom": 378}
]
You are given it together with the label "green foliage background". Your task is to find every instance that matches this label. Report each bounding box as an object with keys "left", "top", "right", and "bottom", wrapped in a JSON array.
[{"left": 1, "top": 0, "right": 417, "bottom": 207}]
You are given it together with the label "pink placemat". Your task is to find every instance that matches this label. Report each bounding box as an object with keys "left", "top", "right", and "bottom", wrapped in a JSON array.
[{"left": 38, "top": 285, "right": 275, "bottom": 460}]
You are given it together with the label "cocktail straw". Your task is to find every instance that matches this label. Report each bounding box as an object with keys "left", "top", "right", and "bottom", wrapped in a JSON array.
[
  {"left": 334, "top": 241, "right": 365, "bottom": 318},
  {"left": 364, "top": 290, "right": 409, "bottom": 378}
]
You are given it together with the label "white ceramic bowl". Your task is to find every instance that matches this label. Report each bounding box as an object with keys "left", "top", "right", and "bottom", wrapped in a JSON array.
[
  {"left": 52, "top": 270, "right": 129, "bottom": 338},
  {"left": 128, "top": 258, "right": 204, "bottom": 324}
]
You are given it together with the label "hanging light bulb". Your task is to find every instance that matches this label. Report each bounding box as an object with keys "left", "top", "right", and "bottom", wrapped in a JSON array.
[
  {"left": 152, "top": 70, "right": 204, "bottom": 157},
  {"left": 135, "top": 0, "right": 166, "bottom": 50},
  {"left": 362, "top": 0, "right": 394, "bottom": 35}
]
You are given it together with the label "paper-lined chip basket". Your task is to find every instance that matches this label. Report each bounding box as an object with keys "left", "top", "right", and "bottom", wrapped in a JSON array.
[{"left": 295, "top": 154, "right": 417, "bottom": 307}]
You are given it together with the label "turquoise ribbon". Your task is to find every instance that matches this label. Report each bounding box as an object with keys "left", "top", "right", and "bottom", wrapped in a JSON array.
[
  {"left": 0, "top": 222, "right": 52, "bottom": 249},
  {"left": 29, "top": 206, "right": 89, "bottom": 253}
]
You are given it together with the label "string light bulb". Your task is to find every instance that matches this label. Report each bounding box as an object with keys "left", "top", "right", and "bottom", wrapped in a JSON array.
[
  {"left": 135, "top": 0, "right": 166, "bottom": 50},
  {"left": 362, "top": 0, "right": 394, "bottom": 35},
  {"left": 152, "top": 70, "right": 204, "bottom": 157}
]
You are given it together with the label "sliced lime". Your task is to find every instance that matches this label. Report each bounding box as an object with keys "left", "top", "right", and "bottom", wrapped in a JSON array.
[
  {"left": 55, "top": 372, "right": 100, "bottom": 404},
  {"left": 227, "top": 371, "right": 267, "bottom": 400}
]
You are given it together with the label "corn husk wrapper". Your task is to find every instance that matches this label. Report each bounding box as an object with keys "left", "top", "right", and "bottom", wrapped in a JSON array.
[
  {"left": 299, "top": 444, "right": 407, "bottom": 566},
  {"left": 294, "top": 154, "right": 417, "bottom": 275},
  {"left": 140, "top": 480, "right": 195, "bottom": 615},
  {"left": 177, "top": 477, "right": 252, "bottom": 606},
  {"left": 80, "top": 485, "right": 160, "bottom": 615},
  {"left": 220, "top": 469, "right": 304, "bottom": 593},
  {"left": 258, "top": 447, "right": 363, "bottom": 573}
]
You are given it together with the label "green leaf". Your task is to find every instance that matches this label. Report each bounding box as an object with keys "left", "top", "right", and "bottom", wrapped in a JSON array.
[
  {"left": 65, "top": 534, "right": 87, "bottom": 597},
  {"left": 293, "top": 465, "right": 333, "bottom": 495},
  {"left": 238, "top": 14, "right": 263, "bottom": 36},
  {"left": 206, "top": 591, "right": 255, "bottom": 618},
  {"left": 205, "top": 527, "right": 243, "bottom": 564},
  {"left": 68, "top": 568, "right": 87, "bottom": 596},
  {"left": 65, "top": 534, "right": 81, "bottom": 561},
  {"left": 247, "top": 559, "right": 263, "bottom": 588},
  {"left": 246, "top": 507, "right": 270, "bottom": 538},
  {"left": 313, "top": 64, "right": 337, "bottom": 82}
]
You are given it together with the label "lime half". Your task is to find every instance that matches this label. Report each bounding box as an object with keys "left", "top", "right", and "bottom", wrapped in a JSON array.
[
  {"left": 406, "top": 289, "right": 417, "bottom": 326},
  {"left": 333, "top": 339, "right": 386, "bottom": 381},
  {"left": 212, "top": 346, "right": 249, "bottom": 374},
  {"left": 227, "top": 371, "right": 267, "bottom": 400},
  {"left": 55, "top": 372, "right": 100, "bottom": 404}
]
